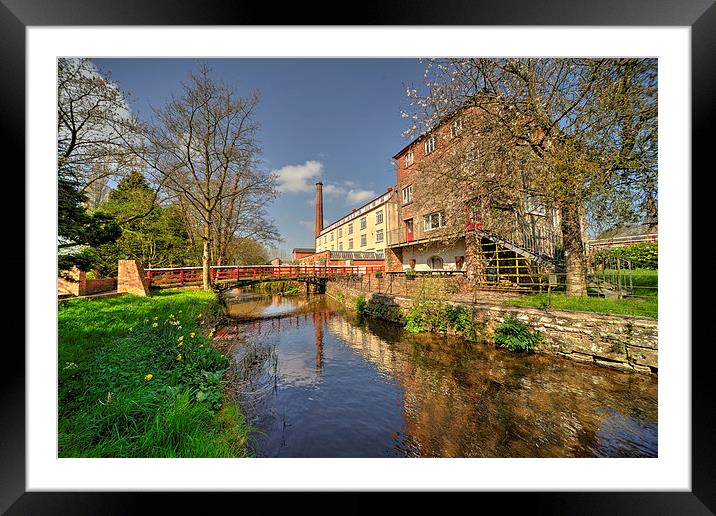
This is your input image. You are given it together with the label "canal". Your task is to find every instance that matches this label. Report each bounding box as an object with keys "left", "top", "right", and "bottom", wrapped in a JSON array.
[{"left": 217, "top": 291, "right": 657, "bottom": 458}]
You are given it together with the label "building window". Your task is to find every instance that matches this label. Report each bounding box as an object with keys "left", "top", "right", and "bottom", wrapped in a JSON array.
[
  {"left": 375, "top": 210, "right": 383, "bottom": 224},
  {"left": 331, "top": 232, "right": 334, "bottom": 241},
  {"left": 348, "top": 223, "right": 353, "bottom": 235},
  {"left": 525, "top": 194, "right": 546, "bottom": 216},
  {"left": 360, "top": 234, "right": 367, "bottom": 247},
  {"left": 348, "top": 238, "right": 353, "bottom": 250},
  {"left": 404, "top": 149, "right": 414, "bottom": 167},
  {"left": 424, "top": 135, "right": 436, "bottom": 155},
  {"left": 450, "top": 117, "right": 463, "bottom": 138},
  {"left": 339, "top": 242, "right": 343, "bottom": 251},
  {"left": 376, "top": 229, "right": 384, "bottom": 242},
  {"left": 402, "top": 184, "right": 413, "bottom": 205},
  {"left": 429, "top": 256, "right": 444, "bottom": 270},
  {"left": 338, "top": 228, "right": 342, "bottom": 238},
  {"left": 360, "top": 217, "right": 367, "bottom": 230},
  {"left": 424, "top": 211, "right": 445, "bottom": 231}
]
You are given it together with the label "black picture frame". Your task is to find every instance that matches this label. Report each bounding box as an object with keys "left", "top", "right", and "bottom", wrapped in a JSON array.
[{"left": 3, "top": 0, "right": 708, "bottom": 513}]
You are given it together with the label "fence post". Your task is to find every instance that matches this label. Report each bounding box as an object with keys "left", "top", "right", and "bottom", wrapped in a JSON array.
[
  {"left": 180, "top": 268, "right": 185, "bottom": 286},
  {"left": 147, "top": 269, "right": 153, "bottom": 288}
]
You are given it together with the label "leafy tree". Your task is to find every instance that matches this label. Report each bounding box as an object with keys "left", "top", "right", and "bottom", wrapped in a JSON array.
[
  {"left": 58, "top": 169, "right": 121, "bottom": 272},
  {"left": 91, "top": 171, "right": 192, "bottom": 276}
]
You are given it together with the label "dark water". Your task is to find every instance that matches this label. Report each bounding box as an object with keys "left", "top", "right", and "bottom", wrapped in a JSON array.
[{"left": 218, "top": 292, "right": 658, "bottom": 458}]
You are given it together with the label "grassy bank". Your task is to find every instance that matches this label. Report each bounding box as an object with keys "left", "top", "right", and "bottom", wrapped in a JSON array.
[
  {"left": 505, "top": 292, "right": 657, "bottom": 319},
  {"left": 58, "top": 289, "right": 250, "bottom": 457}
]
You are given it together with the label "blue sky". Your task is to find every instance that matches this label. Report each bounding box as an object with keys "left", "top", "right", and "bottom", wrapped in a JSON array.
[{"left": 93, "top": 58, "right": 427, "bottom": 256}]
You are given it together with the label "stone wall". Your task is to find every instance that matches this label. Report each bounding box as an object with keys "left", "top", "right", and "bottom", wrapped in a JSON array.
[{"left": 325, "top": 278, "right": 658, "bottom": 375}]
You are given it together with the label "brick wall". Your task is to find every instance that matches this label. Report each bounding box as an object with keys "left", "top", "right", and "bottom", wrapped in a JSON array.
[{"left": 58, "top": 268, "right": 118, "bottom": 297}]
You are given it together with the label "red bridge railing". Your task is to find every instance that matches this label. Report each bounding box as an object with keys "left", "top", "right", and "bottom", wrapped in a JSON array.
[{"left": 145, "top": 264, "right": 385, "bottom": 288}]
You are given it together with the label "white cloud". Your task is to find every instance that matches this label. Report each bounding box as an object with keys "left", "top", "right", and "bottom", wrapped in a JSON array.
[
  {"left": 346, "top": 189, "right": 376, "bottom": 204},
  {"left": 323, "top": 184, "right": 346, "bottom": 196},
  {"left": 274, "top": 160, "right": 323, "bottom": 193}
]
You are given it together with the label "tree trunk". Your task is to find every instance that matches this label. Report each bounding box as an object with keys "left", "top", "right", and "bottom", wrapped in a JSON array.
[
  {"left": 560, "top": 200, "right": 588, "bottom": 297},
  {"left": 202, "top": 222, "right": 212, "bottom": 290}
]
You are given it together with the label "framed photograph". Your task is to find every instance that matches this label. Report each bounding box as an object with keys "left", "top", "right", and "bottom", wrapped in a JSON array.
[{"left": 5, "top": 0, "right": 709, "bottom": 512}]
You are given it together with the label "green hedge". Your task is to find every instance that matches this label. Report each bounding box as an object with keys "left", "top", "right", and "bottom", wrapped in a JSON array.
[{"left": 597, "top": 242, "right": 657, "bottom": 269}]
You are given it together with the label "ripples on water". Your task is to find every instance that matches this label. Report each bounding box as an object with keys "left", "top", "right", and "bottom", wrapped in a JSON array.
[{"left": 218, "top": 291, "right": 658, "bottom": 458}]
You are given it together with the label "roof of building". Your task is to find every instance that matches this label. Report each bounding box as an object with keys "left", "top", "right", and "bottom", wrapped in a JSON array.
[{"left": 292, "top": 247, "right": 316, "bottom": 253}]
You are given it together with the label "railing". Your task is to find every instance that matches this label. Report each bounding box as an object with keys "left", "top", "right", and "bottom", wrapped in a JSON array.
[
  {"left": 328, "top": 250, "right": 385, "bottom": 260},
  {"left": 586, "top": 233, "right": 658, "bottom": 253},
  {"left": 145, "top": 264, "right": 385, "bottom": 288}
]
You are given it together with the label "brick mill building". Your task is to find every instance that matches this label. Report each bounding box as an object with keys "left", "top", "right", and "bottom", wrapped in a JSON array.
[
  {"left": 298, "top": 101, "right": 564, "bottom": 287},
  {"left": 385, "top": 102, "right": 564, "bottom": 285}
]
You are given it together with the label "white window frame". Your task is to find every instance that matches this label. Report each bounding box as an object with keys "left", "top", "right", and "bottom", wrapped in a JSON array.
[
  {"left": 375, "top": 210, "right": 383, "bottom": 224},
  {"left": 451, "top": 117, "right": 463, "bottom": 138},
  {"left": 404, "top": 148, "right": 414, "bottom": 167},
  {"left": 348, "top": 238, "right": 353, "bottom": 250},
  {"left": 402, "top": 184, "right": 413, "bottom": 205},
  {"left": 423, "top": 211, "right": 445, "bottom": 232},
  {"left": 376, "top": 229, "right": 384, "bottom": 242},
  {"left": 360, "top": 217, "right": 367, "bottom": 230},
  {"left": 360, "top": 234, "right": 367, "bottom": 247},
  {"left": 338, "top": 228, "right": 342, "bottom": 238},
  {"left": 348, "top": 223, "right": 353, "bottom": 235},
  {"left": 424, "top": 135, "right": 436, "bottom": 155}
]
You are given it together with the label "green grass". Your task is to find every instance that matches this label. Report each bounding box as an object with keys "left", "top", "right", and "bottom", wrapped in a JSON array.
[
  {"left": 505, "top": 291, "right": 657, "bottom": 319},
  {"left": 58, "top": 289, "right": 251, "bottom": 457}
]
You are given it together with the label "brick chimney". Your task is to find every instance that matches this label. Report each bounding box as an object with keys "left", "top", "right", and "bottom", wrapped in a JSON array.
[{"left": 315, "top": 182, "right": 324, "bottom": 239}]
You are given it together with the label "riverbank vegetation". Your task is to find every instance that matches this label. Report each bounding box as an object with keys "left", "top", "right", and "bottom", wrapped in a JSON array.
[
  {"left": 493, "top": 316, "right": 542, "bottom": 352},
  {"left": 58, "top": 290, "right": 250, "bottom": 457}
]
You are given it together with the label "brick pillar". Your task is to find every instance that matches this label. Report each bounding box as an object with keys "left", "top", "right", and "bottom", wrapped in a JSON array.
[
  {"left": 117, "top": 259, "right": 150, "bottom": 296},
  {"left": 58, "top": 266, "right": 87, "bottom": 296},
  {"left": 385, "top": 246, "right": 403, "bottom": 273}
]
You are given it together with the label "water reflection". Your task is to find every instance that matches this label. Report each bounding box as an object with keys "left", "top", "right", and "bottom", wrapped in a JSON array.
[{"left": 221, "top": 293, "right": 657, "bottom": 458}]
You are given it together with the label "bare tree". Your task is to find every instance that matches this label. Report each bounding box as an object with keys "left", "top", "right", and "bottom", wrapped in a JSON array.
[
  {"left": 137, "top": 65, "right": 277, "bottom": 289},
  {"left": 404, "top": 58, "right": 657, "bottom": 296},
  {"left": 57, "top": 58, "right": 140, "bottom": 189}
]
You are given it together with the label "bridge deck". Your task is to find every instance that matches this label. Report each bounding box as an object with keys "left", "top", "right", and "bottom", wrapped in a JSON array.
[{"left": 145, "top": 264, "right": 384, "bottom": 288}]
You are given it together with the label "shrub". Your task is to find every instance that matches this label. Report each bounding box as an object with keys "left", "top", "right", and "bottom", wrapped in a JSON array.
[
  {"left": 374, "top": 271, "right": 383, "bottom": 278},
  {"left": 445, "top": 305, "right": 478, "bottom": 340},
  {"left": 405, "top": 269, "right": 417, "bottom": 280},
  {"left": 493, "top": 315, "right": 542, "bottom": 352},
  {"left": 355, "top": 294, "right": 367, "bottom": 316}
]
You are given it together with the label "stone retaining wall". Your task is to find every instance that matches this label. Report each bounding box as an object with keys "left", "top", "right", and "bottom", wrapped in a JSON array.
[{"left": 326, "top": 280, "right": 658, "bottom": 375}]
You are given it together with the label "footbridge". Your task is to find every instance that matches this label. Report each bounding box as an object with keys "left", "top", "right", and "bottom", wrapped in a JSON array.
[{"left": 145, "top": 264, "right": 384, "bottom": 293}]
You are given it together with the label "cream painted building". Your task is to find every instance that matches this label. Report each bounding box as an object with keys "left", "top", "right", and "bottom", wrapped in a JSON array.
[{"left": 315, "top": 188, "right": 399, "bottom": 258}]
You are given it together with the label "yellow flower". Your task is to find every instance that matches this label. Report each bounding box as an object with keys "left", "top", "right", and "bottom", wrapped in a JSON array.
[
  {"left": 128, "top": 328, "right": 133, "bottom": 332},
  {"left": 152, "top": 322, "right": 158, "bottom": 328},
  {"left": 176, "top": 354, "right": 183, "bottom": 361},
  {"left": 190, "top": 332, "right": 196, "bottom": 338},
  {"left": 144, "top": 374, "right": 153, "bottom": 381},
  {"left": 177, "top": 336, "right": 184, "bottom": 342},
  {"left": 153, "top": 317, "right": 158, "bottom": 321}
]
